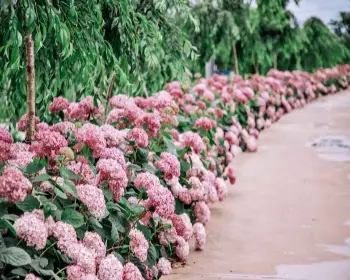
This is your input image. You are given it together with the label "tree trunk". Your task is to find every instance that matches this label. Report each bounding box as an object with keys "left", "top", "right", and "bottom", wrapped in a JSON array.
[
  {"left": 273, "top": 52, "right": 277, "bottom": 69},
  {"left": 24, "top": 33, "right": 35, "bottom": 142},
  {"left": 254, "top": 62, "right": 259, "bottom": 74},
  {"left": 104, "top": 71, "right": 116, "bottom": 118},
  {"left": 233, "top": 44, "right": 239, "bottom": 75}
]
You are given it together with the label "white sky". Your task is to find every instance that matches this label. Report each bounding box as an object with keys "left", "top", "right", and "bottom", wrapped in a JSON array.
[{"left": 288, "top": 0, "right": 350, "bottom": 25}]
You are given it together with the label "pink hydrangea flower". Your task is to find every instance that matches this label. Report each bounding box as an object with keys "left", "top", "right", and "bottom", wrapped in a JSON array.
[
  {"left": 51, "top": 121, "right": 76, "bottom": 135},
  {"left": 0, "top": 166, "right": 31, "bottom": 202},
  {"left": 157, "top": 257, "right": 172, "bottom": 275},
  {"left": 180, "top": 132, "right": 205, "bottom": 154},
  {"left": 194, "top": 201, "right": 210, "bottom": 224},
  {"left": 194, "top": 117, "right": 216, "bottom": 131},
  {"left": 193, "top": 222, "right": 206, "bottom": 250},
  {"left": 98, "top": 254, "right": 123, "bottom": 280},
  {"left": 147, "top": 186, "right": 175, "bottom": 219},
  {"left": 68, "top": 96, "right": 104, "bottom": 121},
  {"left": 30, "top": 130, "right": 68, "bottom": 159},
  {"left": 96, "top": 159, "right": 128, "bottom": 200},
  {"left": 123, "top": 262, "right": 144, "bottom": 280},
  {"left": 171, "top": 213, "right": 193, "bottom": 241},
  {"left": 76, "top": 123, "right": 106, "bottom": 154},
  {"left": 14, "top": 210, "right": 48, "bottom": 250},
  {"left": 129, "top": 229, "right": 149, "bottom": 262},
  {"left": 98, "top": 147, "right": 127, "bottom": 171},
  {"left": 77, "top": 185, "right": 106, "bottom": 219},
  {"left": 205, "top": 181, "right": 219, "bottom": 204},
  {"left": 52, "top": 221, "right": 78, "bottom": 254},
  {"left": 101, "top": 125, "right": 126, "bottom": 148},
  {"left": 215, "top": 178, "right": 228, "bottom": 201},
  {"left": 128, "top": 128, "right": 149, "bottom": 148},
  {"left": 83, "top": 232, "right": 106, "bottom": 264},
  {"left": 154, "top": 152, "right": 180, "bottom": 180},
  {"left": 68, "top": 161, "right": 96, "bottom": 185},
  {"left": 227, "top": 166, "right": 236, "bottom": 185},
  {"left": 134, "top": 172, "right": 160, "bottom": 190},
  {"left": 66, "top": 243, "right": 96, "bottom": 275},
  {"left": 25, "top": 273, "right": 41, "bottom": 280},
  {"left": 189, "top": 177, "right": 205, "bottom": 201},
  {"left": 17, "top": 114, "right": 40, "bottom": 131},
  {"left": 66, "top": 265, "right": 87, "bottom": 280},
  {"left": 158, "top": 220, "right": 178, "bottom": 246},
  {"left": 49, "top": 96, "right": 70, "bottom": 113},
  {"left": 245, "top": 136, "right": 258, "bottom": 152},
  {"left": 0, "top": 127, "right": 13, "bottom": 162},
  {"left": 175, "top": 236, "right": 189, "bottom": 260}
]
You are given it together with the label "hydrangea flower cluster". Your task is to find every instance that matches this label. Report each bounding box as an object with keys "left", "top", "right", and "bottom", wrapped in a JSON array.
[{"left": 0, "top": 64, "right": 349, "bottom": 280}]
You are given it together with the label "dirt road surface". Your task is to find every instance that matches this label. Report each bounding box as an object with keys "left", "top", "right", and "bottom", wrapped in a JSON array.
[{"left": 165, "top": 90, "right": 350, "bottom": 280}]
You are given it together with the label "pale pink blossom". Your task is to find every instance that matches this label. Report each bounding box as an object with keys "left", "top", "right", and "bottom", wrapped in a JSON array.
[
  {"left": 171, "top": 213, "right": 193, "bottom": 241},
  {"left": 129, "top": 229, "right": 149, "bottom": 262},
  {"left": 49, "top": 97, "right": 70, "bottom": 113},
  {"left": 128, "top": 127, "right": 149, "bottom": 147},
  {"left": 215, "top": 178, "right": 228, "bottom": 201},
  {"left": 194, "top": 117, "right": 216, "bottom": 131},
  {"left": 175, "top": 236, "right": 190, "bottom": 260},
  {"left": 25, "top": 273, "right": 41, "bottom": 280},
  {"left": 14, "top": 210, "right": 48, "bottom": 250},
  {"left": 123, "top": 262, "right": 144, "bottom": 280},
  {"left": 154, "top": 152, "right": 180, "bottom": 180},
  {"left": 17, "top": 114, "right": 40, "bottom": 131},
  {"left": 77, "top": 185, "right": 106, "bottom": 219},
  {"left": 157, "top": 258, "right": 172, "bottom": 275},
  {"left": 134, "top": 172, "right": 160, "bottom": 190},
  {"left": 180, "top": 131, "right": 205, "bottom": 154},
  {"left": 193, "top": 222, "right": 206, "bottom": 250},
  {"left": 147, "top": 186, "right": 175, "bottom": 219},
  {"left": 98, "top": 254, "right": 123, "bottom": 280},
  {"left": 0, "top": 166, "right": 31, "bottom": 202},
  {"left": 194, "top": 201, "right": 210, "bottom": 224}
]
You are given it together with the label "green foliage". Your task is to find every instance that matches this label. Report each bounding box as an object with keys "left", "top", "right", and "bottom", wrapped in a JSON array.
[
  {"left": 300, "top": 17, "right": 350, "bottom": 72},
  {"left": 0, "top": 0, "right": 197, "bottom": 123}
]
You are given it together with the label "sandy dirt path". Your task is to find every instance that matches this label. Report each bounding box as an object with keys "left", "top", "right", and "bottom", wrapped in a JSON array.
[{"left": 165, "top": 90, "right": 350, "bottom": 280}]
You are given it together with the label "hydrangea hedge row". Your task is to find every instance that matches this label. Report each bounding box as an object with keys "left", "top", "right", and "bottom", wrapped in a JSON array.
[{"left": 0, "top": 65, "right": 349, "bottom": 280}]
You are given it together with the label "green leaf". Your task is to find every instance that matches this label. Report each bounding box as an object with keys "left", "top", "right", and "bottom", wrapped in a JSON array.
[
  {"left": 113, "top": 252, "right": 124, "bottom": 264},
  {"left": 15, "top": 195, "right": 40, "bottom": 212},
  {"left": 137, "top": 224, "right": 152, "bottom": 240},
  {"left": 163, "top": 137, "right": 177, "bottom": 155},
  {"left": 1, "top": 214, "right": 18, "bottom": 221},
  {"left": 109, "top": 214, "right": 125, "bottom": 233},
  {"left": 111, "top": 224, "right": 119, "bottom": 242},
  {"left": 11, "top": 267, "right": 27, "bottom": 277},
  {"left": 142, "top": 163, "right": 156, "bottom": 173},
  {"left": 62, "top": 180, "right": 78, "bottom": 198},
  {"left": 39, "top": 257, "right": 48, "bottom": 268},
  {"left": 32, "top": 174, "right": 51, "bottom": 183},
  {"left": 61, "top": 209, "right": 84, "bottom": 228},
  {"left": 54, "top": 187, "right": 68, "bottom": 200},
  {"left": 0, "top": 219, "right": 16, "bottom": 236},
  {"left": 128, "top": 164, "right": 142, "bottom": 171},
  {"left": 0, "top": 247, "right": 31, "bottom": 266},
  {"left": 24, "top": 161, "right": 45, "bottom": 174},
  {"left": 147, "top": 243, "right": 158, "bottom": 267},
  {"left": 59, "top": 167, "right": 82, "bottom": 180},
  {"left": 0, "top": 235, "right": 5, "bottom": 250},
  {"left": 89, "top": 216, "right": 103, "bottom": 228}
]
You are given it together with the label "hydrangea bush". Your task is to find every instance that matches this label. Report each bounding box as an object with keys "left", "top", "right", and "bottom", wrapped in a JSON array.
[{"left": 0, "top": 65, "right": 349, "bottom": 280}]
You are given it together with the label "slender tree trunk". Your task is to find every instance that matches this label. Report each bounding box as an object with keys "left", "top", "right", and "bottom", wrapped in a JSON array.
[
  {"left": 273, "top": 52, "right": 277, "bottom": 69},
  {"left": 24, "top": 33, "right": 35, "bottom": 142},
  {"left": 254, "top": 62, "right": 259, "bottom": 74},
  {"left": 104, "top": 71, "right": 116, "bottom": 119},
  {"left": 233, "top": 44, "right": 239, "bottom": 75}
]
